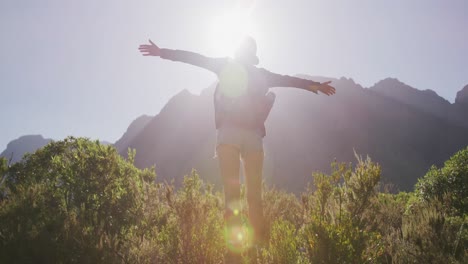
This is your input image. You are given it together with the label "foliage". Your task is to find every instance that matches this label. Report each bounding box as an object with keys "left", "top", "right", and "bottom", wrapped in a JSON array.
[
  {"left": 262, "top": 219, "right": 303, "bottom": 264},
  {"left": 399, "top": 201, "right": 467, "bottom": 263},
  {"left": 0, "top": 157, "right": 8, "bottom": 199},
  {"left": 0, "top": 157, "right": 7, "bottom": 177},
  {"left": 0, "top": 138, "right": 466, "bottom": 263},
  {"left": 0, "top": 137, "right": 159, "bottom": 263},
  {"left": 300, "top": 155, "right": 384, "bottom": 264},
  {"left": 169, "top": 171, "right": 225, "bottom": 264},
  {"left": 415, "top": 146, "right": 468, "bottom": 216}
]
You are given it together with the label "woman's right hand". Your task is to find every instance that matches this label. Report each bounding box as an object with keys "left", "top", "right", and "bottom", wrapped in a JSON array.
[{"left": 138, "top": 39, "right": 161, "bottom": 56}]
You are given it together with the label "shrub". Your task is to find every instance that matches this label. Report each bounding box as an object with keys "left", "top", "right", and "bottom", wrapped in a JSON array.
[
  {"left": 0, "top": 138, "right": 466, "bottom": 263},
  {"left": 398, "top": 201, "right": 467, "bottom": 263},
  {"left": 169, "top": 171, "right": 225, "bottom": 264},
  {"left": 0, "top": 137, "right": 159, "bottom": 264},
  {"left": 415, "top": 147, "right": 468, "bottom": 216},
  {"left": 263, "top": 219, "right": 302, "bottom": 264},
  {"left": 300, "top": 154, "right": 384, "bottom": 263}
]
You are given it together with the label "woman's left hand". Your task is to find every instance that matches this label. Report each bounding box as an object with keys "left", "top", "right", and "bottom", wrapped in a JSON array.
[{"left": 317, "top": 81, "right": 336, "bottom": 96}]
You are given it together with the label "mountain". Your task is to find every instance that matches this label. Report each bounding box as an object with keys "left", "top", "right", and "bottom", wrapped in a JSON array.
[
  {"left": 116, "top": 78, "right": 468, "bottom": 193},
  {"left": 369, "top": 78, "right": 450, "bottom": 117},
  {"left": 117, "top": 88, "right": 221, "bottom": 185},
  {"left": 455, "top": 84, "right": 468, "bottom": 108},
  {"left": 0, "top": 135, "right": 52, "bottom": 164},
  {"left": 370, "top": 78, "right": 468, "bottom": 128},
  {"left": 0, "top": 136, "right": 114, "bottom": 164},
  {"left": 114, "top": 115, "right": 153, "bottom": 152}
]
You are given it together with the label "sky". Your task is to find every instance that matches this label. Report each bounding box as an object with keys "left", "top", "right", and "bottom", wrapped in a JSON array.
[{"left": 1, "top": 0, "right": 467, "bottom": 150}]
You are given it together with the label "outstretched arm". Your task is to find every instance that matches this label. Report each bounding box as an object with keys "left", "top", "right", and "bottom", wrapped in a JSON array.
[
  {"left": 264, "top": 70, "right": 336, "bottom": 96},
  {"left": 138, "top": 39, "right": 225, "bottom": 73}
]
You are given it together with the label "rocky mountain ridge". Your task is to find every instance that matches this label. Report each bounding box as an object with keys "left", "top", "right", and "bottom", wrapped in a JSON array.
[{"left": 115, "top": 77, "right": 468, "bottom": 192}]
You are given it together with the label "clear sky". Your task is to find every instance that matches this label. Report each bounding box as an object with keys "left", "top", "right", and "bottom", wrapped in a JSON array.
[{"left": 1, "top": 0, "right": 467, "bottom": 150}]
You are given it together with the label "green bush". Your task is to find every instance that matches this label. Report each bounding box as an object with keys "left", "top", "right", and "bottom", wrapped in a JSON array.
[
  {"left": 169, "top": 171, "right": 225, "bottom": 264},
  {"left": 0, "top": 138, "right": 466, "bottom": 263},
  {"left": 0, "top": 137, "right": 159, "bottom": 263},
  {"left": 263, "top": 219, "right": 302, "bottom": 264},
  {"left": 401, "top": 202, "right": 467, "bottom": 263},
  {"left": 416, "top": 146, "right": 468, "bottom": 216},
  {"left": 0, "top": 157, "right": 8, "bottom": 200},
  {"left": 300, "top": 155, "right": 384, "bottom": 264}
]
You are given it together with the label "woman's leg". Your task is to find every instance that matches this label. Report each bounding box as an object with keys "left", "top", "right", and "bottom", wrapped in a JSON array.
[
  {"left": 242, "top": 150, "right": 265, "bottom": 245},
  {"left": 217, "top": 144, "right": 243, "bottom": 263},
  {"left": 217, "top": 144, "right": 241, "bottom": 219}
]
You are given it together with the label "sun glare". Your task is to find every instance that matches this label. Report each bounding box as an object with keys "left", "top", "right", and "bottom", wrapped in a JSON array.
[{"left": 209, "top": 9, "right": 254, "bottom": 56}]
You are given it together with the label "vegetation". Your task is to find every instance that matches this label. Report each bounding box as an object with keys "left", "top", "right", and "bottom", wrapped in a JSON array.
[{"left": 0, "top": 138, "right": 466, "bottom": 263}]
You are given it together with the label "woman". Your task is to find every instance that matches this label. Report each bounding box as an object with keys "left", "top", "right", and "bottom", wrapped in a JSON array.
[{"left": 139, "top": 36, "right": 335, "bottom": 262}]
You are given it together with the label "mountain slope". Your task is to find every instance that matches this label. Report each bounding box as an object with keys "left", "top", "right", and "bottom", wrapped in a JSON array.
[
  {"left": 0, "top": 135, "right": 52, "bottom": 163},
  {"left": 118, "top": 77, "right": 468, "bottom": 192},
  {"left": 114, "top": 115, "right": 152, "bottom": 152},
  {"left": 118, "top": 88, "right": 220, "bottom": 185},
  {"left": 370, "top": 79, "right": 468, "bottom": 128},
  {"left": 455, "top": 84, "right": 468, "bottom": 108}
]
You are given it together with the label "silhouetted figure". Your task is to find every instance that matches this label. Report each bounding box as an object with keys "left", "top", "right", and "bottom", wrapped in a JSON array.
[{"left": 139, "top": 36, "right": 335, "bottom": 263}]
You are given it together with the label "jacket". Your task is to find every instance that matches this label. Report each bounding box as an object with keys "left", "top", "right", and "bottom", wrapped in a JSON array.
[{"left": 160, "top": 49, "right": 320, "bottom": 137}]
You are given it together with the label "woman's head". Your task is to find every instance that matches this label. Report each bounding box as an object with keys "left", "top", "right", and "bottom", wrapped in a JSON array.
[{"left": 234, "top": 36, "right": 259, "bottom": 65}]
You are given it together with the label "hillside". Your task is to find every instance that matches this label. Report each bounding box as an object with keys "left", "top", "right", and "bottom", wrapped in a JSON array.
[
  {"left": 114, "top": 114, "right": 153, "bottom": 152},
  {"left": 370, "top": 78, "right": 468, "bottom": 128},
  {"left": 117, "top": 77, "right": 468, "bottom": 192},
  {"left": 0, "top": 135, "right": 52, "bottom": 164}
]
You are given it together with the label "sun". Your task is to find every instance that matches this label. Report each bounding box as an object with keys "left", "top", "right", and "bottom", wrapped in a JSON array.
[{"left": 208, "top": 9, "right": 254, "bottom": 56}]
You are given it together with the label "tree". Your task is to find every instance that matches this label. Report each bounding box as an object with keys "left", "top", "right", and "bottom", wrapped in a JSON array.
[
  {"left": 0, "top": 157, "right": 8, "bottom": 200},
  {"left": 0, "top": 137, "right": 158, "bottom": 264},
  {"left": 415, "top": 146, "right": 468, "bottom": 216}
]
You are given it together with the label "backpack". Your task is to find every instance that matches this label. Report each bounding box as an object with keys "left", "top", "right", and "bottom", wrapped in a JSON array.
[{"left": 214, "top": 60, "right": 275, "bottom": 136}]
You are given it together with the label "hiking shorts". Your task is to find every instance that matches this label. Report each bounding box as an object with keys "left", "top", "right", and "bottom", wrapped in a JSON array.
[{"left": 215, "top": 124, "right": 264, "bottom": 158}]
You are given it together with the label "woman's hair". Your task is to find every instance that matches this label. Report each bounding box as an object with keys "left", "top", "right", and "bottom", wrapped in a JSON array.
[{"left": 235, "top": 36, "right": 259, "bottom": 65}]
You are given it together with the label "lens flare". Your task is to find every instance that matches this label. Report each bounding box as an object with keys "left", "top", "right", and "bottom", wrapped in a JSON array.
[
  {"left": 218, "top": 61, "right": 248, "bottom": 98},
  {"left": 223, "top": 206, "right": 255, "bottom": 254},
  {"left": 224, "top": 224, "right": 254, "bottom": 253},
  {"left": 226, "top": 200, "right": 242, "bottom": 217}
]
